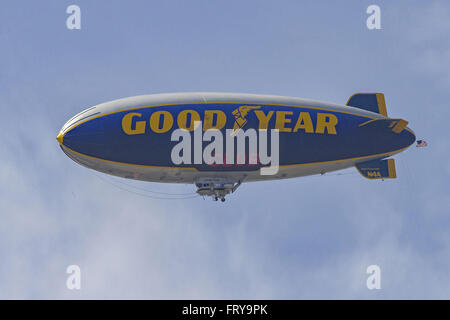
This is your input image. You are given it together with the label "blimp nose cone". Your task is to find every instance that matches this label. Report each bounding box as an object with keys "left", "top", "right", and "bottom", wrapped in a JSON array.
[
  {"left": 59, "top": 116, "right": 106, "bottom": 159},
  {"left": 56, "top": 132, "right": 64, "bottom": 145},
  {"left": 400, "top": 126, "right": 416, "bottom": 149},
  {"left": 406, "top": 128, "right": 416, "bottom": 146}
]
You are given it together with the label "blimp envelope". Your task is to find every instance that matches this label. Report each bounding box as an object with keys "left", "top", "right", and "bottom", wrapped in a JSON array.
[{"left": 57, "top": 92, "right": 416, "bottom": 201}]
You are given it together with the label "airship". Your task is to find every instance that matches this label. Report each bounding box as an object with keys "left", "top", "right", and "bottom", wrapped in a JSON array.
[{"left": 57, "top": 92, "right": 415, "bottom": 201}]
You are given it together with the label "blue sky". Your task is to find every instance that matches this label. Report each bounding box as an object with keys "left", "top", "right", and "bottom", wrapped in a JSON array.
[{"left": 1, "top": 0, "right": 449, "bottom": 299}]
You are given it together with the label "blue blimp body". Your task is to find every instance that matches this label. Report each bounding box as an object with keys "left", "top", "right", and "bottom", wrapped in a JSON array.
[{"left": 57, "top": 92, "right": 415, "bottom": 201}]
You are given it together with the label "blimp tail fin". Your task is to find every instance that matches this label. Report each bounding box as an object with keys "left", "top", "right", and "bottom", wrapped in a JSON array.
[
  {"left": 355, "top": 158, "right": 397, "bottom": 179},
  {"left": 346, "top": 93, "right": 388, "bottom": 116}
]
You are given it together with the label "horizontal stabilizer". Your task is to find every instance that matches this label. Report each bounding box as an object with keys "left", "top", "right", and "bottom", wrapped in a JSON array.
[
  {"left": 346, "top": 93, "right": 388, "bottom": 116},
  {"left": 356, "top": 158, "right": 396, "bottom": 179},
  {"left": 358, "top": 118, "right": 409, "bottom": 134}
]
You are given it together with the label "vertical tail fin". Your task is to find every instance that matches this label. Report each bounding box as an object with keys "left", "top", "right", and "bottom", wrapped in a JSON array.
[{"left": 346, "top": 93, "right": 388, "bottom": 116}]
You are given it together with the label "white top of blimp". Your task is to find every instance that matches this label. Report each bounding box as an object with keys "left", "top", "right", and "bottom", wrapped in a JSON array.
[{"left": 61, "top": 92, "right": 384, "bottom": 134}]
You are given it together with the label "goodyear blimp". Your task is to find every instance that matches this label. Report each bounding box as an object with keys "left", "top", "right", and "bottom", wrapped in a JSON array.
[{"left": 57, "top": 92, "right": 415, "bottom": 201}]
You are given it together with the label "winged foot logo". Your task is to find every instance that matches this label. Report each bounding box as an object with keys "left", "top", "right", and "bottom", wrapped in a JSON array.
[{"left": 231, "top": 105, "right": 261, "bottom": 134}]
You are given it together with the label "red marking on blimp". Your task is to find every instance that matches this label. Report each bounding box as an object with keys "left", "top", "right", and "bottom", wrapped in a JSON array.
[{"left": 57, "top": 92, "right": 416, "bottom": 201}]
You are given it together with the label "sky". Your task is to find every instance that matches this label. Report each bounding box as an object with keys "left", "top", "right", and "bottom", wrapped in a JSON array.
[{"left": 0, "top": 0, "right": 449, "bottom": 299}]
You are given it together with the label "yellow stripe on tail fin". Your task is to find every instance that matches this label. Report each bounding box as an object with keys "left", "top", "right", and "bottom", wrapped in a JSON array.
[{"left": 359, "top": 118, "right": 409, "bottom": 134}]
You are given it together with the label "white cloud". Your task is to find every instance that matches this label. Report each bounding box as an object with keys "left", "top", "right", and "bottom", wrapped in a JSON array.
[{"left": 395, "top": 1, "right": 450, "bottom": 88}]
